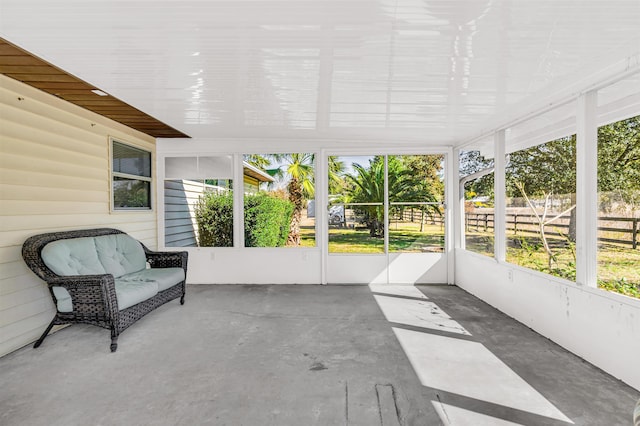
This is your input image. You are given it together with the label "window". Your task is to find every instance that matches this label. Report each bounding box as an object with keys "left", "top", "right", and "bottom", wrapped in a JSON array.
[
  {"left": 111, "top": 140, "right": 152, "bottom": 210},
  {"left": 328, "top": 154, "right": 444, "bottom": 254},
  {"left": 328, "top": 155, "right": 383, "bottom": 253},
  {"left": 460, "top": 147, "right": 495, "bottom": 257},
  {"left": 243, "top": 154, "right": 315, "bottom": 248},
  {"left": 597, "top": 114, "right": 640, "bottom": 299},
  {"left": 163, "top": 156, "right": 234, "bottom": 247},
  {"left": 504, "top": 103, "right": 577, "bottom": 281},
  {"left": 389, "top": 155, "right": 445, "bottom": 253}
]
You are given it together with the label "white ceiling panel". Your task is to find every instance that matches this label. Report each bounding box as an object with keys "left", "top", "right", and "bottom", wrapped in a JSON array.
[{"left": 0, "top": 0, "right": 639, "bottom": 144}]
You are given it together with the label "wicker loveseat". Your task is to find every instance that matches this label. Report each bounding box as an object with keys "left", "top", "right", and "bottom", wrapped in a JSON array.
[{"left": 22, "top": 228, "right": 188, "bottom": 352}]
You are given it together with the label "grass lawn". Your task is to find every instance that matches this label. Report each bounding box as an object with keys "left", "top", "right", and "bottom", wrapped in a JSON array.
[
  {"left": 299, "top": 225, "right": 316, "bottom": 247},
  {"left": 465, "top": 230, "right": 640, "bottom": 298},
  {"left": 328, "top": 222, "right": 444, "bottom": 253}
]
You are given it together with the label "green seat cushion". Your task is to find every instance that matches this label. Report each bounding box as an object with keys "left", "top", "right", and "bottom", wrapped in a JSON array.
[
  {"left": 94, "top": 234, "right": 146, "bottom": 277},
  {"left": 52, "top": 287, "right": 72, "bottom": 313},
  {"left": 113, "top": 279, "right": 159, "bottom": 310},
  {"left": 52, "top": 277, "right": 161, "bottom": 313},
  {"left": 41, "top": 237, "right": 106, "bottom": 276},
  {"left": 119, "top": 268, "right": 185, "bottom": 292}
]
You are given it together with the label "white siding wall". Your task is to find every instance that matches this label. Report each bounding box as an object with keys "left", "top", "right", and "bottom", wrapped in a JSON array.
[
  {"left": 164, "top": 179, "right": 204, "bottom": 247},
  {"left": 0, "top": 75, "right": 157, "bottom": 357}
]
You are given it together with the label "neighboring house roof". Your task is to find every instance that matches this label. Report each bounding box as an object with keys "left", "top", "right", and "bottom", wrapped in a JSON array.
[{"left": 243, "top": 162, "right": 275, "bottom": 183}]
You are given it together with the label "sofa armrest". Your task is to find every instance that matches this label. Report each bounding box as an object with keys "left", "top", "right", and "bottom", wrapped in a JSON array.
[
  {"left": 143, "top": 248, "right": 188, "bottom": 271},
  {"left": 48, "top": 274, "right": 119, "bottom": 320}
]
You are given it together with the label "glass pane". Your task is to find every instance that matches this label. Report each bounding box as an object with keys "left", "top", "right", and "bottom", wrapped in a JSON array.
[
  {"left": 165, "top": 156, "right": 233, "bottom": 180},
  {"left": 460, "top": 148, "right": 495, "bottom": 257},
  {"left": 112, "top": 141, "right": 151, "bottom": 177},
  {"left": 597, "top": 115, "right": 640, "bottom": 298},
  {"left": 243, "top": 154, "right": 315, "bottom": 247},
  {"left": 165, "top": 179, "right": 233, "bottom": 247},
  {"left": 389, "top": 155, "right": 445, "bottom": 253},
  {"left": 113, "top": 177, "right": 150, "bottom": 209},
  {"left": 505, "top": 136, "right": 577, "bottom": 281},
  {"left": 328, "top": 155, "right": 384, "bottom": 254}
]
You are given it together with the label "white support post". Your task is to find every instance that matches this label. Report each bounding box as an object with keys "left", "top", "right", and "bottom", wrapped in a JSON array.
[
  {"left": 447, "top": 148, "right": 457, "bottom": 284},
  {"left": 576, "top": 91, "right": 598, "bottom": 288},
  {"left": 494, "top": 130, "right": 506, "bottom": 262},
  {"left": 317, "top": 150, "right": 328, "bottom": 284},
  {"left": 384, "top": 155, "right": 390, "bottom": 284},
  {"left": 453, "top": 148, "right": 463, "bottom": 251},
  {"left": 233, "top": 153, "right": 244, "bottom": 249}
]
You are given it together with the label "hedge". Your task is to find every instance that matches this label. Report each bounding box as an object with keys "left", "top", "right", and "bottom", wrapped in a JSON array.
[
  {"left": 194, "top": 191, "right": 234, "bottom": 247},
  {"left": 194, "top": 191, "right": 293, "bottom": 247},
  {"left": 244, "top": 193, "right": 293, "bottom": 247}
]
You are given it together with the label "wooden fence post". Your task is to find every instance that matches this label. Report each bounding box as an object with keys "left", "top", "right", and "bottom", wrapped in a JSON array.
[{"left": 633, "top": 218, "right": 638, "bottom": 249}]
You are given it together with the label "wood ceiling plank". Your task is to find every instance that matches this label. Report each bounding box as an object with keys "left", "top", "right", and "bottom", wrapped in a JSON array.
[
  {"left": 6, "top": 73, "right": 79, "bottom": 82},
  {"left": 29, "top": 81, "right": 95, "bottom": 90},
  {"left": 0, "top": 44, "right": 24, "bottom": 55},
  {"left": 0, "top": 65, "right": 64, "bottom": 74},
  {"left": 59, "top": 94, "right": 115, "bottom": 101},
  {"left": 46, "top": 89, "right": 103, "bottom": 95},
  {"left": 0, "top": 56, "right": 48, "bottom": 66},
  {"left": 74, "top": 99, "right": 139, "bottom": 106}
]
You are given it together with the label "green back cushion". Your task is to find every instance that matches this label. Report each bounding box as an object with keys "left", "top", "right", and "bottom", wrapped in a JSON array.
[
  {"left": 41, "top": 237, "right": 106, "bottom": 276},
  {"left": 94, "top": 234, "right": 146, "bottom": 277}
]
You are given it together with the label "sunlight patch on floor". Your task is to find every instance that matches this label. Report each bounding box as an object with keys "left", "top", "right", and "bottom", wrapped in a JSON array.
[
  {"left": 373, "top": 295, "right": 471, "bottom": 335},
  {"left": 368, "top": 284, "right": 429, "bottom": 300},
  {"left": 432, "top": 401, "right": 525, "bottom": 426},
  {"left": 394, "top": 328, "right": 573, "bottom": 424}
]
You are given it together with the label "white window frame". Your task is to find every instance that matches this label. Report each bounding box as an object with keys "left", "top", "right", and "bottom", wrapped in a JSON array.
[{"left": 110, "top": 138, "right": 153, "bottom": 212}]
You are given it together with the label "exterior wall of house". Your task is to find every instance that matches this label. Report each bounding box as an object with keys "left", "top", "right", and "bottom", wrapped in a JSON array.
[
  {"left": 243, "top": 175, "right": 260, "bottom": 194},
  {"left": 0, "top": 75, "right": 157, "bottom": 357}
]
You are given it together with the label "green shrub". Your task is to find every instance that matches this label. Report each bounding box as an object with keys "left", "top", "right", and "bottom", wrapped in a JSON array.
[
  {"left": 194, "top": 191, "right": 293, "bottom": 247},
  {"left": 194, "top": 191, "right": 233, "bottom": 247},
  {"left": 244, "top": 193, "right": 294, "bottom": 247}
]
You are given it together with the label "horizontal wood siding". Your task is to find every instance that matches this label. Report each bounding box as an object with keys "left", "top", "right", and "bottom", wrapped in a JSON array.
[
  {"left": 0, "top": 75, "right": 158, "bottom": 356},
  {"left": 164, "top": 180, "right": 205, "bottom": 247}
]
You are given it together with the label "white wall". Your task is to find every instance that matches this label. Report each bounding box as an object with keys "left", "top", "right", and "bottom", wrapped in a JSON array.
[
  {"left": 186, "top": 248, "right": 322, "bottom": 284},
  {"left": 0, "top": 75, "right": 158, "bottom": 357},
  {"left": 455, "top": 249, "right": 640, "bottom": 391}
]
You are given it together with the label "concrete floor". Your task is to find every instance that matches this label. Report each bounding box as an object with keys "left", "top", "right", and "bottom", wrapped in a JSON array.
[{"left": 0, "top": 284, "right": 638, "bottom": 426}]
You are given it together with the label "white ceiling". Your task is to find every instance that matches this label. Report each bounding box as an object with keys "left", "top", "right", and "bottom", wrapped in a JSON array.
[{"left": 1, "top": 0, "right": 639, "bottom": 145}]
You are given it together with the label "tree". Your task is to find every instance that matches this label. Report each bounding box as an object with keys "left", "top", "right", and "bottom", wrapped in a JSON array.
[
  {"left": 506, "top": 136, "right": 576, "bottom": 198},
  {"left": 244, "top": 154, "right": 271, "bottom": 170},
  {"left": 328, "top": 156, "right": 346, "bottom": 195},
  {"left": 269, "top": 153, "right": 315, "bottom": 246},
  {"left": 398, "top": 155, "right": 444, "bottom": 231},
  {"left": 597, "top": 115, "right": 640, "bottom": 213},
  {"left": 506, "top": 135, "right": 577, "bottom": 241},
  {"left": 459, "top": 150, "right": 494, "bottom": 202},
  {"left": 347, "top": 156, "right": 442, "bottom": 237}
]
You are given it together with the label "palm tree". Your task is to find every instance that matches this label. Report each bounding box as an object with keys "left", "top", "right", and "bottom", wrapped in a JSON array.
[
  {"left": 348, "top": 156, "right": 443, "bottom": 236},
  {"left": 270, "top": 153, "right": 315, "bottom": 246}
]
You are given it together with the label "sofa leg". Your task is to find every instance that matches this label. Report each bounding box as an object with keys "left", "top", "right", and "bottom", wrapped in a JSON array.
[
  {"left": 33, "top": 318, "right": 56, "bottom": 348},
  {"left": 180, "top": 295, "right": 185, "bottom": 305},
  {"left": 110, "top": 328, "right": 118, "bottom": 352}
]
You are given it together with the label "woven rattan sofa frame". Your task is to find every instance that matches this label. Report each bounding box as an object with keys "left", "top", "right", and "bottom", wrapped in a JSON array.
[{"left": 22, "top": 228, "right": 188, "bottom": 352}]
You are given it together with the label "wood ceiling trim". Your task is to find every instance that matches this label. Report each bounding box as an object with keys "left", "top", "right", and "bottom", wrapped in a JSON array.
[{"left": 0, "top": 38, "right": 189, "bottom": 139}]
